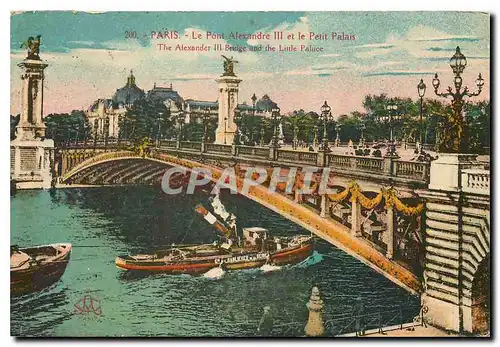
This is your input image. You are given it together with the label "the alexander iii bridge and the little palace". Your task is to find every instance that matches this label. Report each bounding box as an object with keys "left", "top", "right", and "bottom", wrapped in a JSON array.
[{"left": 11, "top": 40, "right": 490, "bottom": 336}]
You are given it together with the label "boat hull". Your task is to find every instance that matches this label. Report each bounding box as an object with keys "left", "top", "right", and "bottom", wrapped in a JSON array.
[
  {"left": 11, "top": 244, "right": 72, "bottom": 297},
  {"left": 115, "top": 240, "right": 313, "bottom": 274}
]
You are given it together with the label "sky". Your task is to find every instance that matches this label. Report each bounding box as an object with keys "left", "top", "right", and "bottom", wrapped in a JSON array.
[{"left": 10, "top": 11, "right": 490, "bottom": 117}]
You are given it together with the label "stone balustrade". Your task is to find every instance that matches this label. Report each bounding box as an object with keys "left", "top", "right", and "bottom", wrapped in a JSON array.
[
  {"left": 461, "top": 169, "right": 490, "bottom": 195},
  {"left": 277, "top": 149, "right": 318, "bottom": 165},
  {"left": 179, "top": 141, "right": 202, "bottom": 151},
  {"left": 393, "top": 160, "right": 430, "bottom": 181},
  {"left": 159, "top": 139, "right": 177, "bottom": 148},
  {"left": 235, "top": 145, "right": 269, "bottom": 159},
  {"left": 205, "top": 143, "right": 233, "bottom": 154}
]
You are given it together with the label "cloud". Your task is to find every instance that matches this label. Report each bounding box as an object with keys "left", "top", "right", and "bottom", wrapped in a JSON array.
[
  {"left": 426, "top": 47, "right": 459, "bottom": 52},
  {"left": 171, "top": 73, "right": 217, "bottom": 81},
  {"left": 320, "top": 53, "right": 342, "bottom": 58},
  {"left": 284, "top": 61, "right": 356, "bottom": 76},
  {"left": 362, "top": 69, "right": 444, "bottom": 77},
  {"left": 352, "top": 43, "right": 395, "bottom": 49}
]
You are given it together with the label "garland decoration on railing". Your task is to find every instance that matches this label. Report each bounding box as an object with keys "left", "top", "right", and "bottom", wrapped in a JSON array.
[
  {"left": 324, "top": 180, "right": 423, "bottom": 216},
  {"left": 384, "top": 188, "right": 424, "bottom": 216}
]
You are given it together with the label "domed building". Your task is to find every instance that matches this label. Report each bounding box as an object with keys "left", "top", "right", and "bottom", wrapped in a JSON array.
[
  {"left": 112, "top": 70, "right": 145, "bottom": 107},
  {"left": 86, "top": 70, "right": 145, "bottom": 139},
  {"left": 85, "top": 69, "right": 279, "bottom": 140}
]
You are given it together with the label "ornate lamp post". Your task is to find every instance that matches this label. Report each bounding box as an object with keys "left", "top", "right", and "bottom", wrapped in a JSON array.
[
  {"left": 320, "top": 101, "right": 332, "bottom": 153},
  {"left": 271, "top": 106, "right": 282, "bottom": 148},
  {"left": 292, "top": 124, "right": 299, "bottom": 150},
  {"left": 335, "top": 124, "right": 341, "bottom": 147},
  {"left": 358, "top": 122, "right": 366, "bottom": 147},
  {"left": 432, "top": 46, "right": 484, "bottom": 152},
  {"left": 259, "top": 127, "right": 265, "bottom": 147},
  {"left": 233, "top": 111, "right": 242, "bottom": 145},
  {"left": 385, "top": 99, "right": 400, "bottom": 158},
  {"left": 104, "top": 118, "right": 110, "bottom": 147},
  {"left": 313, "top": 124, "right": 318, "bottom": 148},
  {"left": 202, "top": 109, "right": 211, "bottom": 143},
  {"left": 251, "top": 93, "right": 257, "bottom": 116},
  {"left": 177, "top": 113, "right": 184, "bottom": 141},
  {"left": 417, "top": 79, "right": 426, "bottom": 152},
  {"left": 251, "top": 93, "right": 257, "bottom": 144},
  {"left": 93, "top": 119, "right": 98, "bottom": 148},
  {"left": 155, "top": 112, "right": 163, "bottom": 147}
]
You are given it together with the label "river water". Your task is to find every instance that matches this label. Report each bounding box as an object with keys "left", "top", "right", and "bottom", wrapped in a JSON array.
[{"left": 11, "top": 186, "right": 419, "bottom": 337}]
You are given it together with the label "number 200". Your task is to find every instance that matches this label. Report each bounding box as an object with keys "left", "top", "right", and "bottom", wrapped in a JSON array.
[{"left": 125, "top": 31, "right": 137, "bottom": 39}]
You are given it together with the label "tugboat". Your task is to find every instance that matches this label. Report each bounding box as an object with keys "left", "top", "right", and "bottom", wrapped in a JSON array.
[
  {"left": 115, "top": 194, "right": 313, "bottom": 274},
  {"left": 11, "top": 243, "right": 72, "bottom": 296}
]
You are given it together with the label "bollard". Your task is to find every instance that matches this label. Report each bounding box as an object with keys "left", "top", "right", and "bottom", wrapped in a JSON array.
[
  {"left": 304, "top": 286, "right": 325, "bottom": 337},
  {"left": 257, "top": 306, "right": 273, "bottom": 336}
]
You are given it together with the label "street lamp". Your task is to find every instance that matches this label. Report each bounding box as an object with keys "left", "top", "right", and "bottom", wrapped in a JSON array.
[
  {"left": 260, "top": 127, "right": 265, "bottom": 147},
  {"left": 335, "top": 124, "right": 342, "bottom": 147},
  {"left": 233, "top": 111, "right": 242, "bottom": 145},
  {"left": 320, "top": 101, "right": 332, "bottom": 153},
  {"left": 313, "top": 124, "right": 319, "bottom": 148},
  {"left": 385, "top": 99, "right": 400, "bottom": 158},
  {"left": 417, "top": 79, "right": 426, "bottom": 152},
  {"left": 177, "top": 113, "right": 184, "bottom": 141},
  {"left": 93, "top": 118, "right": 98, "bottom": 148},
  {"left": 358, "top": 122, "right": 366, "bottom": 147},
  {"left": 251, "top": 93, "right": 257, "bottom": 115},
  {"left": 156, "top": 112, "right": 163, "bottom": 146},
  {"left": 202, "top": 109, "right": 211, "bottom": 143},
  {"left": 432, "top": 46, "right": 484, "bottom": 152},
  {"left": 251, "top": 93, "right": 257, "bottom": 144},
  {"left": 271, "top": 106, "right": 281, "bottom": 148}
]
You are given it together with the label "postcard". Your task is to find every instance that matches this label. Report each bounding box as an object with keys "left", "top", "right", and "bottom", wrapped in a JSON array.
[{"left": 10, "top": 11, "right": 490, "bottom": 337}]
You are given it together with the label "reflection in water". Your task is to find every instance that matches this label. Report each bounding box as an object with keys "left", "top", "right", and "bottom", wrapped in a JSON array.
[{"left": 11, "top": 186, "right": 419, "bottom": 337}]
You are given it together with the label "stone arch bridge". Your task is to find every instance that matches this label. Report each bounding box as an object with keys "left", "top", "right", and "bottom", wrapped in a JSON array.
[{"left": 56, "top": 140, "right": 490, "bottom": 334}]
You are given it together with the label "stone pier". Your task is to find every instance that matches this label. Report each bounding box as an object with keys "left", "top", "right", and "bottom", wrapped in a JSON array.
[{"left": 11, "top": 50, "right": 54, "bottom": 189}]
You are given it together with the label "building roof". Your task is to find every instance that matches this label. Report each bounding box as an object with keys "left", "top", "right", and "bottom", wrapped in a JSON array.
[
  {"left": 112, "top": 70, "right": 145, "bottom": 106},
  {"left": 146, "top": 83, "right": 184, "bottom": 105},
  {"left": 255, "top": 94, "right": 278, "bottom": 111},
  {"left": 185, "top": 99, "right": 218, "bottom": 108},
  {"left": 88, "top": 98, "right": 114, "bottom": 112}
]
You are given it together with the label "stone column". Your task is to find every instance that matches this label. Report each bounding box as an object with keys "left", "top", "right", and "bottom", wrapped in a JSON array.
[
  {"left": 304, "top": 287, "right": 325, "bottom": 337},
  {"left": 16, "top": 59, "right": 48, "bottom": 140},
  {"left": 351, "top": 200, "right": 362, "bottom": 236},
  {"left": 386, "top": 205, "right": 395, "bottom": 259},
  {"left": 215, "top": 75, "right": 241, "bottom": 145},
  {"left": 320, "top": 194, "right": 329, "bottom": 218}
]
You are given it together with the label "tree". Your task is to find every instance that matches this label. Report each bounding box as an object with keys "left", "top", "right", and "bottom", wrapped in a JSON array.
[
  {"left": 120, "top": 99, "right": 172, "bottom": 144},
  {"left": 44, "top": 110, "right": 91, "bottom": 145}
]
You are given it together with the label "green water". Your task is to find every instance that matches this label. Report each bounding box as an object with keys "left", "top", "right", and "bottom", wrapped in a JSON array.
[{"left": 11, "top": 187, "right": 419, "bottom": 337}]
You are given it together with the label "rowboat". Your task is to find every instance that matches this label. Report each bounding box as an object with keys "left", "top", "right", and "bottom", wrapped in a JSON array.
[{"left": 11, "top": 243, "right": 72, "bottom": 297}]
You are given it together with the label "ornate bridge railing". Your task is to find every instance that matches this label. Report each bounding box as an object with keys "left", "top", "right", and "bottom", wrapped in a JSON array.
[
  {"left": 276, "top": 149, "right": 318, "bottom": 165},
  {"left": 235, "top": 145, "right": 270, "bottom": 159},
  {"left": 461, "top": 169, "right": 490, "bottom": 195},
  {"left": 205, "top": 143, "right": 233, "bottom": 154},
  {"left": 180, "top": 141, "right": 202, "bottom": 151},
  {"left": 61, "top": 141, "right": 432, "bottom": 184},
  {"left": 394, "top": 160, "right": 430, "bottom": 181},
  {"left": 159, "top": 139, "right": 177, "bottom": 148}
]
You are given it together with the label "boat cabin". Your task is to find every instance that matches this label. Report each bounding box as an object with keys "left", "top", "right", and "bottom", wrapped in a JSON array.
[{"left": 242, "top": 227, "right": 268, "bottom": 249}]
